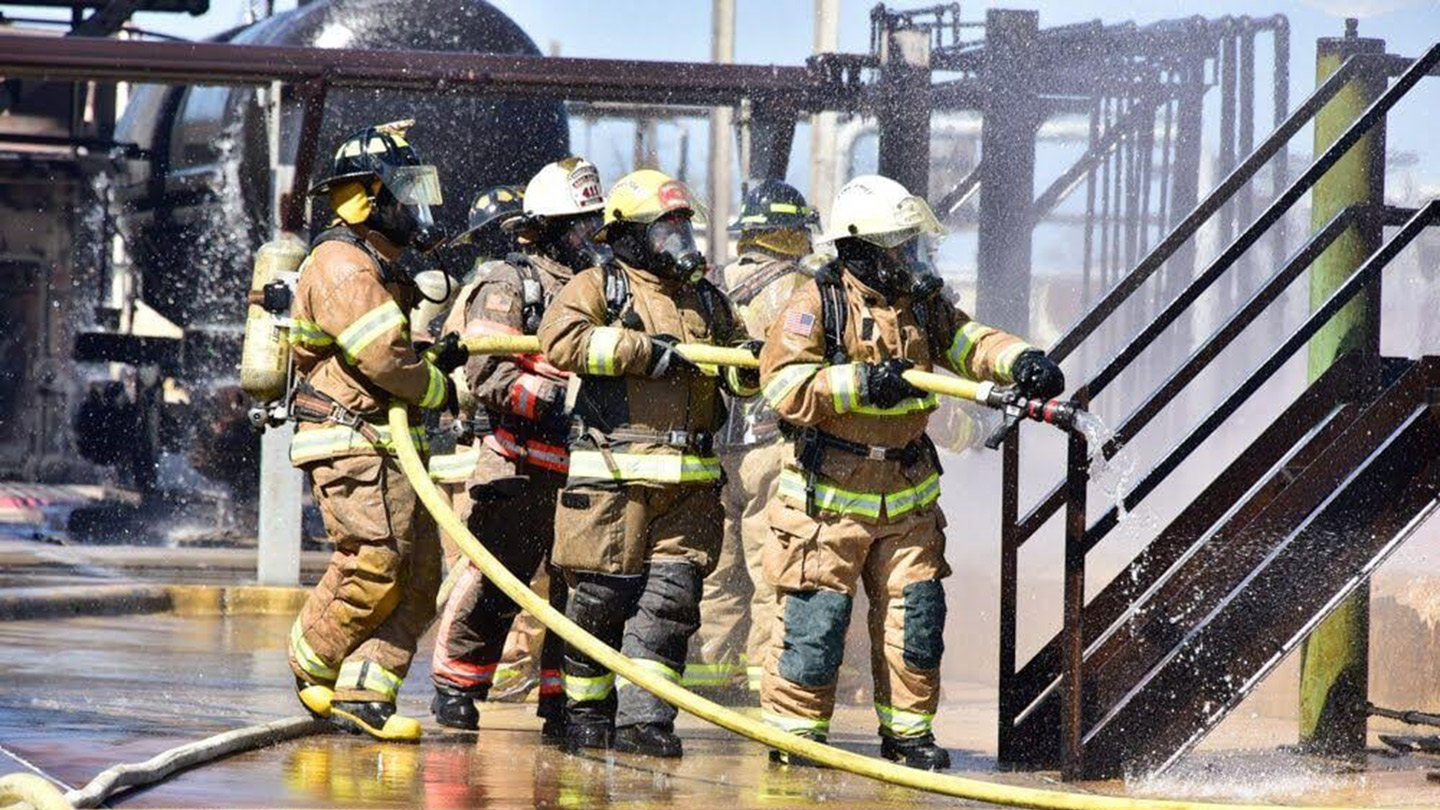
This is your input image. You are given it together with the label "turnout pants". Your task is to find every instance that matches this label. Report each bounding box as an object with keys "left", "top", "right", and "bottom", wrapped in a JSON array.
[
  {"left": 431, "top": 470, "right": 568, "bottom": 720},
  {"left": 760, "top": 501, "right": 948, "bottom": 739},
  {"left": 556, "top": 483, "right": 722, "bottom": 732},
  {"left": 687, "top": 441, "right": 786, "bottom": 694},
  {"left": 289, "top": 454, "right": 442, "bottom": 704}
]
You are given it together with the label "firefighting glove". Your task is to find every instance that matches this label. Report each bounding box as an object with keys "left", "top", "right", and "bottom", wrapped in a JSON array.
[
  {"left": 443, "top": 377, "right": 460, "bottom": 417},
  {"left": 430, "top": 332, "right": 469, "bottom": 374},
  {"left": 1010, "top": 349, "right": 1066, "bottom": 401},
  {"left": 645, "top": 334, "right": 701, "bottom": 378},
  {"left": 861, "top": 358, "right": 924, "bottom": 409}
]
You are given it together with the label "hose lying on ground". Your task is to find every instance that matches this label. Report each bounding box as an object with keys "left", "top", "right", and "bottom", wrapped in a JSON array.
[
  {"left": 389, "top": 395, "right": 1426, "bottom": 810},
  {"left": 0, "top": 718, "right": 327, "bottom": 810}
]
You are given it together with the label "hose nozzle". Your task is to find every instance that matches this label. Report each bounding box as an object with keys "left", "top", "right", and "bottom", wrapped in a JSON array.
[{"left": 981, "top": 386, "right": 1080, "bottom": 449}]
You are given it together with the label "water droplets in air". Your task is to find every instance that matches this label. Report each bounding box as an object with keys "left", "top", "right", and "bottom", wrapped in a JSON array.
[{"left": 1072, "top": 409, "right": 1158, "bottom": 542}]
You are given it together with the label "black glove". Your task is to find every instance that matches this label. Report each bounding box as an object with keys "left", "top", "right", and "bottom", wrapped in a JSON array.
[
  {"left": 861, "top": 358, "right": 924, "bottom": 409},
  {"left": 430, "top": 332, "right": 469, "bottom": 374},
  {"left": 738, "top": 339, "right": 764, "bottom": 358},
  {"left": 443, "top": 377, "right": 460, "bottom": 417},
  {"left": 1010, "top": 349, "right": 1065, "bottom": 401},
  {"left": 645, "top": 334, "right": 701, "bottom": 378}
]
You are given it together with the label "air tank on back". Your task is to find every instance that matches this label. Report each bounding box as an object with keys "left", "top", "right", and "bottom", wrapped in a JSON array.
[{"left": 113, "top": 0, "right": 570, "bottom": 379}]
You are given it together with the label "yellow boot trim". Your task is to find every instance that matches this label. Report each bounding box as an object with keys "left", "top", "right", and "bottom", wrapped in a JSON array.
[
  {"left": 329, "top": 705, "right": 423, "bottom": 742},
  {"left": 298, "top": 684, "right": 334, "bottom": 718}
]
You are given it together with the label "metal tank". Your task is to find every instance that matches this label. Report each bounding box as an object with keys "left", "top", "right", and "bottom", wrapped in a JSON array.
[{"left": 112, "top": 0, "right": 570, "bottom": 378}]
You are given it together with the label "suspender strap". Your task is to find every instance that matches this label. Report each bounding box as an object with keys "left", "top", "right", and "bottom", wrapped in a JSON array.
[
  {"left": 289, "top": 381, "right": 385, "bottom": 445},
  {"left": 726, "top": 259, "right": 796, "bottom": 305}
]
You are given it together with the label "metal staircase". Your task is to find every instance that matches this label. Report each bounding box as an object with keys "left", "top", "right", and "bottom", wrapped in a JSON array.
[{"left": 997, "top": 42, "right": 1440, "bottom": 779}]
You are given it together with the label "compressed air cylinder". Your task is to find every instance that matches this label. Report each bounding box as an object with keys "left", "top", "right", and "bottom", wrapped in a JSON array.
[{"left": 240, "top": 235, "right": 308, "bottom": 402}]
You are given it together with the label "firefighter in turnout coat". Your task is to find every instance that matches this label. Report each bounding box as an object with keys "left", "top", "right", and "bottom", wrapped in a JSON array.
[
  {"left": 757, "top": 175, "right": 1065, "bottom": 770},
  {"left": 285, "top": 120, "right": 467, "bottom": 741},
  {"left": 429, "top": 158, "right": 609, "bottom": 739},
  {"left": 538, "top": 169, "right": 759, "bottom": 758}
]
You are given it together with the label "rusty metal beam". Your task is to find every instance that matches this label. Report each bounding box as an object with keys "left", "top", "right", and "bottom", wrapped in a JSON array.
[{"left": 0, "top": 33, "right": 857, "bottom": 111}]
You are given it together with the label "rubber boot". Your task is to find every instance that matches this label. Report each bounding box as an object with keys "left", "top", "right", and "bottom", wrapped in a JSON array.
[
  {"left": 562, "top": 721, "right": 613, "bottom": 754},
  {"left": 295, "top": 679, "right": 334, "bottom": 719},
  {"left": 329, "top": 700, "right": 423, "bottom": 742},
  {"left": 430, "top": 686, "right": 479, "bottom": 731},
  {"left": 879, "top": 730, "right": 951, "bottom": 771},
  {"left": 614, "top": 723, "right": 683, "bottom": 758},
  {"left": 769, "top": 733, "right": 829, "bottom": 768}
]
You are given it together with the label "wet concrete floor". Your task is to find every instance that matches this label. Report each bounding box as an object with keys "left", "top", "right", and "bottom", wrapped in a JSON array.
[{"left": 2, "top": 613, "right": 1439, "bottom": 809}]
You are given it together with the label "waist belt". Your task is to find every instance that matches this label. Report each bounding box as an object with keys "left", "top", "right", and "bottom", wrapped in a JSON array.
[
  {"left": 779, "top": 422, "right": 939, "bottom": 517},
  {"left": 576, "top": 425, "right": 715, "bottom": 456},
  {"left": 290, "top": 381, "right": 384, "bottom": 445}
]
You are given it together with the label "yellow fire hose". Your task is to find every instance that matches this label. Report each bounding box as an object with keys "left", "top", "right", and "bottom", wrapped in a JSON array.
[{"left": 392, "top": 341, "right": 1427, "bottom": 810}]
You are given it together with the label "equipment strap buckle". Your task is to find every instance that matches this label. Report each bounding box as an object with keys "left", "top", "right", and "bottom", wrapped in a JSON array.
[{"left": 867, "top": 445, "right": 888, "bottom": 461}]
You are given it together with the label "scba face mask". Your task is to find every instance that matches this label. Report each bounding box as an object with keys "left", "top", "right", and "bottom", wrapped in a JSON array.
[
  {"left": 840, "top": 232, "right": 942, "bottom": 298},
  {"left": 373, "top": 164, "right": 447, "bottom": 253},
  {"left": 645, "top": 214, "right": 706, "bottom": 282},
  {"left": 543, "top": 211, "right": 606, "bottom": 271}
]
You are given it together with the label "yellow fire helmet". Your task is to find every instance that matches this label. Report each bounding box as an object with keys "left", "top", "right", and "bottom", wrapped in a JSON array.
[{"left": 595, "top": 168, "right": 708, "bottom": 243}]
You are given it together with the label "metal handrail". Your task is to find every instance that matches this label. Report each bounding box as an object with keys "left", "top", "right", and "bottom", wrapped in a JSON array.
[{"left": 1012, "top": 43, "right": 1440, "bottom": 545}]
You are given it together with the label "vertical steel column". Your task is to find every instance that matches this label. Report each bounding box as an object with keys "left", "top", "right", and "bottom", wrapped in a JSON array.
[
  {"left": 707, "top": 0, "right": 736, "bottom": 268},
  {"left": 1081, "top": 96, "right": 1100, "bottom": 310},
  {"left": 1237, "top": 21, "right": 1257, "bottom": 298},
  {"left": 876, "top": 26, "right": 933, "bottom": 200},
  {"left": 1269, "top": 17, "right": 1293, "bottom": 346},
  {"left": 976, "top": 9, "right": 1039, "bottom": 335},
  {"left": 1060, "top": 398, "right": 1090, "bottom": 781},
  {"left": 1297, "top": 18, "right": 1386, "bottom": 758},
  {"left": 996, "top": 429, "right": 1021, "bottom": 766},
  {"left": 809, "top": 0, "right": 841, "bottom": 222}
]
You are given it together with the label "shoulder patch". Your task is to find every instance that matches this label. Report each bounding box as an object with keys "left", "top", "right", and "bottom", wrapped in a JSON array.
[
  {"left": 783, "top": 309, "right": 816, "bottom": 337},
  {"left": 485, "top": 291, "right": 515, "bottom": 312}
]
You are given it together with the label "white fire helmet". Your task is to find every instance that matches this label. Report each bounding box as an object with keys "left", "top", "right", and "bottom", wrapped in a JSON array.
[
  {"left": 816, "top": 174, "right": 946, "bottom": 248},
  {"left": 523, "top": 156, "right": 605, "bottom": 218}
]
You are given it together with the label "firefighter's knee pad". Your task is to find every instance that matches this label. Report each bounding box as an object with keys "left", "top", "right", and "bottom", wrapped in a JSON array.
[
  {"left": 902, "top": 580, "right": 947, "bottom": 670},
  {"left": 569, "top": 574, "right": 641, "bottom": 630},
  {"left": 777, "top": 589, "right": 852, "bottom": 687}
]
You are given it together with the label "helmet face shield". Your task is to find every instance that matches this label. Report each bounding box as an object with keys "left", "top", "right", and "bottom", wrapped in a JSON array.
[
  {"left": 545, "top": 211, "right": 606, "bottom": 270},
  {"left": 380, "top": 164, "right": 443, "bottom": 207}
]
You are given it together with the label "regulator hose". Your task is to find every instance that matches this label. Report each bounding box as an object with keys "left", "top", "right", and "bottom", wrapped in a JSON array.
[{"left": 388, "top": 397, "right": 1421, "bottom": 810}]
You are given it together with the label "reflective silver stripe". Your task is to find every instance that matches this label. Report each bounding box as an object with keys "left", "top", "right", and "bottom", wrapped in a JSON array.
[
  {"left": 826, "top": 364, "right": 861, "bottom": 414},
  {"left": 586, "top": 326, "right": 624, "bottom": 376},
  {"left": 428, "top": 449, "right": 479, "bottom": 483},
  {"left": 336, "top": 300, "right": 408, "bottom": 363},
  {"left": 563, "top": 673, "right": 615, "bottom": 702},
  {"left": 994, "top": 341, "right": 1033, "bottom": 382},
  {"left": 336, "top": 658, "right": 402, "bottom": 701},
  {"left": 763, "top": 362, "right": 820, "bottom": 408},
  {"left": 617, "top": 658, "right": 681, "bottom": 690},
  {"left": 777, "top": 468, "right": 882, "bottom": 518},
  {"left": 567, "top": 450, "right": 721, "bottom": 484},
  {"left": 289, "top": 318, "right": 333, "bottom": 347},
  {"left": 288, "top": 424, "right": 429, "bottom": 464},
  {"left": 763, "top": 711, "right": 831, "bottom": 735},
  {"left": 289, "top": 620, "right": 338, "bottom": 681},
  {"left": 874, "top": 702, "right": 934, "bottom": 736}
]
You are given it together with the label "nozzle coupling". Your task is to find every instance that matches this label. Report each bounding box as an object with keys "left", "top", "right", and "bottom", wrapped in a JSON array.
[{"left": 980, "top": 385, "right": 1081, "bottom": 449}]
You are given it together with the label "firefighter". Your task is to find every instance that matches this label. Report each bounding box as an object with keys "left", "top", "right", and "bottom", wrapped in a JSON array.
[
  {"left": 429, "top": 158, "right": 608, "bottom": 739},
  {"left": 537, "top": 169, "right": 759, "bottom": 758},
  {"left": 285, "top": 120, "right": 467, "bottom": 741},
  {"left": 758, "top": 175, "right": 1064, "bottom": 770},
  {"left": 687, "top": 180, "right": 818, "bottom": 700},
  {"left": 425, "top": 184, "right": 526, "bottom": 570}
]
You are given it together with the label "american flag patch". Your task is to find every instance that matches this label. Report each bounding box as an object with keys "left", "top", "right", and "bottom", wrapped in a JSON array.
[{"left": 784, "top": 309, "right": 816, "bottom": 336}]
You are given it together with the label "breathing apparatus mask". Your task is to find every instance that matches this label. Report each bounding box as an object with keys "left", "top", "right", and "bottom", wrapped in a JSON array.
[
  {"left": 613, "top": 212, "right": 707, "bottom": 283},
  {"left": 837, "top": 230, "right": 942, "bottom": 299},
  {"left": 539, "top": 211, "right": 608, "bottom": 271},
  {"left": 368, "top": 164, "right": 446, "bottom": 254}
]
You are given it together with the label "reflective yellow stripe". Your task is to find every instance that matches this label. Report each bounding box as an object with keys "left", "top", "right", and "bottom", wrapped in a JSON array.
[
  {"left": 827, "top": 363, "right": 862, "bottom": 413},
  {"left": 586, "top": 327, "right": 623, "bottom": 376},
  {"left": 336, "top": 300, "right": 408, "bottom": 363},
  {"left": 763, "top": 363, "right": 820, "bottom": 408},
  {"left": 747, "top": 665, "right": 763, "bottom": 691},
  {"left": 678, "top": 661, "right": 742, "bottom": 687},
  {"left": 724, "top": 364, "right": 761, "bottom": 397},
  {"left": 994, "top": 341, "right": 1033, "bottom": 383},
  {"left": 875, "top": 702, "right": 935, "bottom": 736},
  {"left": 885, "top": 472, "right": 942, "bottom": 518},
  {"left": 567, "top": 450, "right": 721, "bottom": 484},
  {"left": 946, "top": 321, "right": 994, "bottom": 379},
  {"left": 288, "top": 424, "right": 429, "bottom": 464},
  {"left": 289, "top": 620, "right": 338, "bottom": 681},
  {"left": 853, "top": 392, "right": 939, "bottom": 417},
  {"left": 428, "top": 449, "right": 479, "bottom": 483},
  {"left": 777, "top": 468, "right": 882, "bottom": 518},
  {"left": 336, "top": 658, "right": 403, "bottom": 701},
  {"left": 289, "top": 318, "right": 333, "bottom": 347},
  {"left": 763, "top": 711, "right": 831, "bottom": 736},
  {"left": 563, "top": 672, "right": 615, "bottom": 702},
  {"left": 769, "top": 203, "right": 800, "bottom": 214},
  {"left": 418, "top": 362, "right": 447, "bottom": 409},
  {"left": 777, "top": 468, "right": 940, "bottom": 519},
  {"left": 617, "top": 658, "right": 681, "bottom": 691}
]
